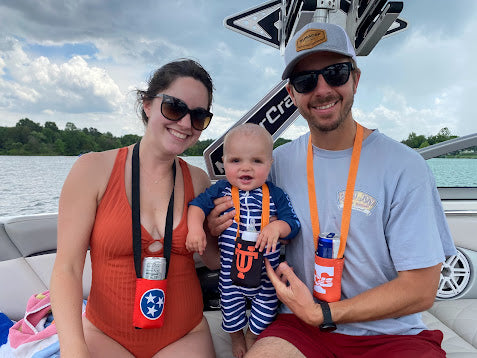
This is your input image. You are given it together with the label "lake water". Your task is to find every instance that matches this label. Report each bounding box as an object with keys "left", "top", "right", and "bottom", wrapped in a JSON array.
[
  {"left": 0, "top": 155, "right": 475, "bottom": 217},
  {"left": 427, "top": 158, "right": 477, "bottom": 187}
]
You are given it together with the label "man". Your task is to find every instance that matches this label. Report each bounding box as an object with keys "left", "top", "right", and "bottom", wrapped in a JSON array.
[{"left": 209, "top": 22, "right": 456, "bottom": 357}]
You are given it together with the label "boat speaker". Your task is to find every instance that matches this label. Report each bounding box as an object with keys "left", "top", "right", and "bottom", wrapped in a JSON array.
[{"left": 437, "top": 248, "right": 471, "bottom": 299}]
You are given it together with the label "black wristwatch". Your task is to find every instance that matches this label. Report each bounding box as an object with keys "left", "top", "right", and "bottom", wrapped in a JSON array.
[{"left": 319, "top": 301, "right": 337, "bottom": 332}]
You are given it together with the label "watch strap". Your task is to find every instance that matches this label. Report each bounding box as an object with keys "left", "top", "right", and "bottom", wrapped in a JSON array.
[{"left": 319, "top": 301, "right": 337, "bottom": 332}]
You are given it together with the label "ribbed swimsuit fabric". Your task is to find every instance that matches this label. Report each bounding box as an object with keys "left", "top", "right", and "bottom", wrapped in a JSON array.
[{"left": 85, "top": 147, "right": 203, "bottom": 357}]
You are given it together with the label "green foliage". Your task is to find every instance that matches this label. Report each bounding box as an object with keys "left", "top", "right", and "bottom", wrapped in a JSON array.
[
  {"left": 273, "top": 137, "right": 291, "bottom": 149},
  {"left": 182, "top": 139, "right": 214, "bottom": 156},
  {"left": 0, "top": 119, "right": 137, "bottom": 156},
  {"left": 120, "top": 134, "right": 142, "bottom": 147},
  {"left": 16, "top": 118, "right": 42, "bottom": 132},
  {"left": 401, "top": 128, "right": 477, "bottom": 157},
  {"left": 401, "top": 127, "right": 458, "bottom": 148},
  {"left": 0, "top": 119, "right": 212, "bottom": 156}
]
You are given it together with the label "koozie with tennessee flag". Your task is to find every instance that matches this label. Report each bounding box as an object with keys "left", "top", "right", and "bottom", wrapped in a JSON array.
[{"left": 133, "top": 278, "right": 168, "bottom": 328}]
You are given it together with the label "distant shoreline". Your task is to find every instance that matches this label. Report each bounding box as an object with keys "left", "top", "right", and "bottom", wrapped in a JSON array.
[
  {"left": 438, "top": 155, "right": 477, "bottom": 159},
  {"left": 1, "top": 154, "right": 476, "bottom": 159}
]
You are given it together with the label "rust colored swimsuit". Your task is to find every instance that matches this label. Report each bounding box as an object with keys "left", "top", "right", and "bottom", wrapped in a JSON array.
[{"left": 85, "top": 147, "right": 203, "bottom": 357}]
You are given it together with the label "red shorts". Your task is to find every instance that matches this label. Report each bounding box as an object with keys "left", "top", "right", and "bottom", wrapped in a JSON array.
[{"left": 258, "top": 314, "right": 446, "bottom": 358}]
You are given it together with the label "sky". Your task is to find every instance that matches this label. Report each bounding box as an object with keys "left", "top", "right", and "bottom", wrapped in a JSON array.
[{"left": 0, "top": 0, "right": 476, "bottom": 143}]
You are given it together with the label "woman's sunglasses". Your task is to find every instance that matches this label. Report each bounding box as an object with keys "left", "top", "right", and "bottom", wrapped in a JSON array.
[
  {"left": 290, "top": 62, "right": 354, "bottom": 94},
  {"left": 148, "top": 93, "right": 213, "bottom": 131}
]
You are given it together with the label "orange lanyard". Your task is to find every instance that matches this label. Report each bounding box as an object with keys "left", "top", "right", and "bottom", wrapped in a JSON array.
[
  {"left": 231, "top": 184, "right": 270, "bottom": 239},
  {"left": 307, "top": 123, "right": 363, "bottom": 258}
]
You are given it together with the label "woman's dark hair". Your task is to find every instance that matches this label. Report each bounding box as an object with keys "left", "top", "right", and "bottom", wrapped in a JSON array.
[{"left": 137, "top": 59, "right": 214, "bottom": 125}]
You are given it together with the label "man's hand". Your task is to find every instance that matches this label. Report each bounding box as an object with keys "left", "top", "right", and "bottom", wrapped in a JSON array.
[
  {"left": 265, "top": 259, "right": 321, "bottom": 326},
  {"left": 206, "top": 196, "right": 235, "bottom": 237}
]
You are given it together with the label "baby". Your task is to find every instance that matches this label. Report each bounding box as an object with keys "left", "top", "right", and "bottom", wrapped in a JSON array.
[{"left": 186, "top": 123, "right": 300, "bottom": 358}]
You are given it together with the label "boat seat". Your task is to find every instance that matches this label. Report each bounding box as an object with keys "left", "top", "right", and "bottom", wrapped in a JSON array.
[{"left": 1, "top": 213, "right": 477, "bottom": 357}]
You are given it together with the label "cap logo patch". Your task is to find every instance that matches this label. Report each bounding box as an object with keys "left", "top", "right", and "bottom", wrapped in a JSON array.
[{"left": 296, "top": 29, "right": 327, "bottom": 52}]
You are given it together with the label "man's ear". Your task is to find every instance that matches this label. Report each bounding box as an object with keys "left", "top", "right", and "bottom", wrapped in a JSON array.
[
  {"left": 352, "top": 69, "right": 361, "bottom": 95},
  {"left": 286, "top": 82, "right": 297, "bottom": 105}
]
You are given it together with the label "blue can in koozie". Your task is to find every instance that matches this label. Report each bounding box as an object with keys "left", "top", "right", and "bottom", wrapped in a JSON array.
[{"left": 317, "top": 232, "right": 340, "bottom": 259}]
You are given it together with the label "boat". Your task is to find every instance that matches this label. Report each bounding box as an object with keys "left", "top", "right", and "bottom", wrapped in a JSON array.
[{"left": 1, "top": 2, "right": 477, "bottom": 357}]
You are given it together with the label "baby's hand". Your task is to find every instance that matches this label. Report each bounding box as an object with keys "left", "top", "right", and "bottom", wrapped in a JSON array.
[
  {"left": 186, "top": 230, "right": 207, "bottom": 255},
  {"left": 255, "top": 224, "right": 280, "bottom": 254}
]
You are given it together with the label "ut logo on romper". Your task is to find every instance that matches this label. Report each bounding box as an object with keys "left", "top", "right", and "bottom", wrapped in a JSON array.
[
  {"left": 314, "top": 265, "right": 334, "bottom": 294},
  {"left": 231, "top": 239, "right": 263, "bottom": 288},
  {"left": 235, "top": 243, "right": 258, "bottom": 279}
]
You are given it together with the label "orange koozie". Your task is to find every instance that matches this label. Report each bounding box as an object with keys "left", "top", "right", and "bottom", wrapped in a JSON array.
[
  {"left": 133, "top": 278, "right": 167, "bottom": 329},
  {"left": 313, "top": 255, "right": 344, "bottom": 302}
]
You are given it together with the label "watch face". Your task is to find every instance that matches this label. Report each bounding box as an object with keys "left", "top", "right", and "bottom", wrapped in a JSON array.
[{"left": 319, "top": 322, "right": 337, "bottom": 332}]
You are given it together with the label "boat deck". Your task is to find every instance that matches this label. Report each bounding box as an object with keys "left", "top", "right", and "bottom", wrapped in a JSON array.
[{"left": 1, "top": 207, "right": 476, "bottom": 357}]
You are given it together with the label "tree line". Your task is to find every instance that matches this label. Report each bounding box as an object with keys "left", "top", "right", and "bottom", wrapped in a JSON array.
[
  {"left": 0, "top": 118, "right": 293, "bottom": 156},
  {"left": 0, "top": 118, "right": 141, "bottom": 156},
  {"left": 401, "top": 127, "right": 457, "bottom": 149},
  {"left": 401, "top": 127, "right": 476, "bottom": 157},
  {"left": 0, "top": 118, "right": 471, "bottom": 157}
]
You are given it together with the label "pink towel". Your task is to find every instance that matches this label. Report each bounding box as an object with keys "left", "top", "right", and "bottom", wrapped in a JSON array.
[{"left": 8, "top": 290, "right": 58, "bottom": 356}]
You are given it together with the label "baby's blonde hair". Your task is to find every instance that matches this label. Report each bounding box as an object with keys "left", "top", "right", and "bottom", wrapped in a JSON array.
[{"left": 224, "top": 123, "right": 273, "bottom": 158}]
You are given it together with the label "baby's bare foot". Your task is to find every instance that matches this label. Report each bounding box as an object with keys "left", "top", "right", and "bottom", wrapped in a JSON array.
[
  {"left": 245, "top": 329, "right": 258, "bottom": 350},
  {"left": 230, "top": 331, "right": 246, "bottom": 358}
]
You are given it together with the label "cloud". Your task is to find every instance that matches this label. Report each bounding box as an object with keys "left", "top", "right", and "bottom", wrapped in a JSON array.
[
  {"left": 0, "top": 1, "right": 280, "bottom": 136},
  {"left": 0, "top": 35, "right": 123, "bottom": 115},
  {"left": 281, "top": 121, "right": 309, "bottom": 140},
  {"left": 354, "top": 87, "right": 460, "bottom": 142},
  {"left": 203, "top": 103, "right": 245, "bottom": 140},
  {"left": 354, "top": 2, "right": 477, "bottom": 140},
  {"left": 0, "top": 0, "right": 476, "bottom": 142}
]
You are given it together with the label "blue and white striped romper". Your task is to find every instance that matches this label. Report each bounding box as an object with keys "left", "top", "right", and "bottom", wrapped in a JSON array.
[
  {"left": 189, "top": 180, "right": 300, "bottom": 335},
  {"left": 220, "top": 185, "right": 280, "bottom": 334}
]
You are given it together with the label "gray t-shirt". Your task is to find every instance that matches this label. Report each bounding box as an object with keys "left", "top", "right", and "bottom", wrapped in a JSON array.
[{"left": 270, "top": 129, "right": 456, "bottom": 336}]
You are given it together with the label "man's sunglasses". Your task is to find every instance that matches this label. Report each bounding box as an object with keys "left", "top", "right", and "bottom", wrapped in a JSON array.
[
  {"left": 149, "top": 93, "right": 213, "bottom": 131},
  {"left": 290, "top": 62, "right": 354, "bottom": 94}
]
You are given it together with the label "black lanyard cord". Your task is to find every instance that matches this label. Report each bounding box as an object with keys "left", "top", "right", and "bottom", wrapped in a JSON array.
[{"left": 132, "top": 142, "right": 176, "bottom": 279}]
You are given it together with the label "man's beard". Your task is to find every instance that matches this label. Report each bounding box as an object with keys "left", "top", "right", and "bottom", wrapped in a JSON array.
[{"left": 305, "top": 95, "right": 354, "bottom": 133}]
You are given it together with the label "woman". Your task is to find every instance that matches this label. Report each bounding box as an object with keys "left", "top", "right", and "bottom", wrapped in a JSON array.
[{"left": 50, "top": 59, "right": 220, "bottom": 357}]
